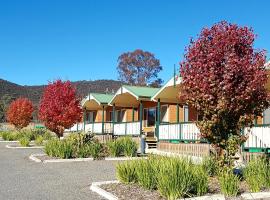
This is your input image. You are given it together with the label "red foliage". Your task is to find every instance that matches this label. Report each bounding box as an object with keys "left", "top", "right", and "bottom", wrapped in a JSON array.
[
  {"left": 180, "top": 21, "right": 269, "bottom": 150},
  {"left": 39, "top": 80, "right": 82, "bottom": 137},
  {"left": 6, "top": 98, "right": 34, "bottom": 129}
]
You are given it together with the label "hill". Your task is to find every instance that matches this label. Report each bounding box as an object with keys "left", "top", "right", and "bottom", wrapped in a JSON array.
[{"left": 0, "top": 79, "right": 122, "bottom": 105}]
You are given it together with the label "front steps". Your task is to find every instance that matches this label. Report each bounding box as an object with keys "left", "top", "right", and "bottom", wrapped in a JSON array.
[{"left": 146, "top": 137, "right": 157, "bottom": 149}]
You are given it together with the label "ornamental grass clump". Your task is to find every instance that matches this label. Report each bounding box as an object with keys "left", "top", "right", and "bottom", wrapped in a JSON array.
[
  {"left": 116, "top": 160, "right": 137, "bottom": 183},
  {"left": 19, "top": 137, "right": 30, "bottom": 147},
  {"left": 202, "top": 156, "right": 219, "bottom": 176},
  {"left": 45, "top": 139, "right": 73, "bottom": 159},
  {"left": 191, "top": 165, "right": 208, "bottom": 196},
  {"left": 107, "top": 136, "right": 137, "bottom": 157},
  {"left": 218, "top": 168, "right": 240, "bottom": 197},
  {"left": 136, "top": 157, "right": 159, "bottom": 190},
  {"left": 243, "top": 157, "right": 270, "bottom": 192},
  {"left": 89, "top": 142, "right": 103, "bottom": 159},
  {"left": 121, "top": 137, "right": 137, "bottom": 157},
  {"left": 107, "top": 140, "right": 122, "bottom": 157},
  {"left": 1, "top": 131, "right": 16, "bottom": 141},
  {"left": 35, "top": 135, "right": 44, "bottom": 146},
  {"left": 157, "top": 157, "right": 197, "bottom": 200}
]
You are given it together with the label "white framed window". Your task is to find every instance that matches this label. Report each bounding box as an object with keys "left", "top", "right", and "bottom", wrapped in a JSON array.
[
  {"left": 160, "top": 105, "right": 168, "bottom": 122},
  {"left": 183, "top": 105, "right": 189, "bottom": 122}
]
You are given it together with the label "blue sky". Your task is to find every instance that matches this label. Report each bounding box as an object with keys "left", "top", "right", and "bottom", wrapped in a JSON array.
[{"left": 0, "top": 0, "right": 269, "bottom": 86}]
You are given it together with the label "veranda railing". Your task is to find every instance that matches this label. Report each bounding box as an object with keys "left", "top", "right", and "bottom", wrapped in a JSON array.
[
  {"left": 158, "top": 122, "right": 201, "bottom": 142},
  {"left": 113, "top": 121, "right": 140, "bottom": 136}
]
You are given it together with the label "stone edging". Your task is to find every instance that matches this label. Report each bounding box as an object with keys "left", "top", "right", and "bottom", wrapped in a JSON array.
[
  {"left": 6, "top": 144, "right": 44, "bottom": 149},
  {"left": 104, "top": 157, "right": 147, "bottom": 161},
  {"left": 29, "top": 153, "right": 146, "bottom": 163},
  {"left": 90, "top": 181, "right": 119, "bottom": 200},
  {"left": 90, "top": 180, "right": 270, "bottom": 200},
  {"left": 0, "top": 140, "right": 19, "bottom": 143},
  {"left": 29, "top": 153, "right": 94, "bottom": 163}
]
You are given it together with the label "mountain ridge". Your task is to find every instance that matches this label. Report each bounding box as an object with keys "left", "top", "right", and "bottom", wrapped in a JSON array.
[{"left": 0, "top": 78, "right": 122, "bottom": 105}]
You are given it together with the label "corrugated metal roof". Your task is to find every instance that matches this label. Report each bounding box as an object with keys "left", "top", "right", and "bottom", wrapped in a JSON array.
[
  {"left": 123, "top": 85, "right": 160, "bottom": 98},
  {"left": 90, "top": 93, "right": 114, "bottom": 104}
]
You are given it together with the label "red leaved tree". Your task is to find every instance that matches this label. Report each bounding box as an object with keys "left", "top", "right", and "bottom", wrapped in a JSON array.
[
  {"left": 117, "top": 49, "right": 163, "bottom": 87},
  {"left": 180, "top": 21, "right": 269, "bottom": 164},
  {"left": 39, "top": 80, "right": 82, "bottom": 137},
  {"left": 6, "top": 98, "right": 34, "bottom": 129}
]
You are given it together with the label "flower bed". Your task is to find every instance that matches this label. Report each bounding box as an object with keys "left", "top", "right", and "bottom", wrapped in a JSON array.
[{"left": 104, "top": 156, "right": 270, "bottom": 200}]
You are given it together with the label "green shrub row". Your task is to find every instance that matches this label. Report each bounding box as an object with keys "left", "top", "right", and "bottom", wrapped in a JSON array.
[
  {"left": 116, "top": 156, "right": 208, "bottom": 200},
  {"left": 0, "top": 128, "right": 53, "bottom": 143},
  {"left": 107, "top": 137, "right": 137, "bottom": 157},
  {"left": 44, "top": 133, "right": 103, "bottom": 159}
]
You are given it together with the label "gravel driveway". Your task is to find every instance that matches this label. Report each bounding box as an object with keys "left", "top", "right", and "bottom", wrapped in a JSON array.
[{"left": 0, "top": 142, "right": 117, "bottom": 200}]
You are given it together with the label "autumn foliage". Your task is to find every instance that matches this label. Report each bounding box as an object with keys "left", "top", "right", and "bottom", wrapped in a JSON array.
[
  {"left": 7, "top": 98, "right": 34, "bottom": 129},
  {"left": 180, "top": 21, "right": 269, "bottom": 162},
  {"left": 117, "top": 49, "right": 163, "bottom": 87},
  {"left": 39, "top": 80, "right": 82, "bottom": 137}
]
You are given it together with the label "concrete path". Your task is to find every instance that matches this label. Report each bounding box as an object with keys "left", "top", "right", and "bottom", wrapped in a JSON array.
[{"left": 0, "top": 142, "right": 117, "bottom": 200}]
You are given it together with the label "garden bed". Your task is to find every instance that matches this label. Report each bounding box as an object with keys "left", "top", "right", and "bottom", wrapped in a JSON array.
[
  {"left": 93, "top": 181, "right": 270, "bottom": 200},
  {"left": 108, "top": 155, "right": 270, "bottom": 200},
  {"left": 29, "top": 153, "right": 147, "bottom": 163}
]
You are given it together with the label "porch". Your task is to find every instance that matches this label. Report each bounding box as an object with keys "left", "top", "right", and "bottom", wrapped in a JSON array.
[{"left": 158, "top": 122, "right": 270, "bottom": 152}]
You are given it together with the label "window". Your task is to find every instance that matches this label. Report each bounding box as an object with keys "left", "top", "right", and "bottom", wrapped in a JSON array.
[
  {"left": 109, "top": 111, "right": 113, "bottom": 122},
  {"left": 143, "top": 107, "right": 156, "bottom": 127},
  {"left": 183, "top": 106, "right": 189, "bottom": 122},
  {"left": 87, "top": 111, "right": 96, "bottom": 123},
  {"left": 115, "top": 110, "right": 126, "bottom": 122},
  {"left": 160, "top": 105, "right": 168, "bottom": 122},
  {"left": 263, "top": 108, "right": 270, "bottom": 124}
]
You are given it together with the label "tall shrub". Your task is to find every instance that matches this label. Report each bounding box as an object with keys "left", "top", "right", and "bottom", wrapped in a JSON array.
[{"left": 6, "top": 98, "right": 34, "bottom": 129}]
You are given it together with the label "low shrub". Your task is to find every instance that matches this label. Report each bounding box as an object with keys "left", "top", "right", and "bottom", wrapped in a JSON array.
[
  {"left": 89, "top": 142, "right": 103, "bottom": 159},
  {"left": 157, "top": 157, "right": 195, "bottom": 200},
  {"left": 116, "top": 160, "right": 137, "bottom": 183},
  {"left": 243, "top": 157, "right": 270, "bottom": 192},
  {"left": 107, "top": 140, "right": 122, "bottom": 157},
  {"left": 45, "top": 138, "right": 60, "bottom": 157},
  {"left": 218, "top": 168, "right": 240, "bottom": 197},
  {"left": 4, "top": 131, "right": 19, "bottom": 141},
  {"left": 35, "top": 135, "right": 44, "bottom": 146},
  {"left": 121, "top": 137, "right": 137, "bottom": 157},
  {"left": 136, "top": 157, "right": 159, "bottom": 190},
  {"left": 192, "top": 165, "right": 208, "bottom": 196},
  {"left": 57, "top": 140, "right": 73, "bottom": 159},
  {"left": 20, "top": 129, "right": 37, "bottom": 140},
  {"left": 202, "top": 156, "right": 219, "bottom": 176},
  {"left": 107, "top": 137, "right": 137, "bottom": 157},
  {"left": 19, "top": 137, "right": 30, "bottom": 147},
  {"left": 1, "top": 131, "right": 12, "bottom": 140},
  {"left": 45, "top": 139, "right": 73, "bottom": 159}
]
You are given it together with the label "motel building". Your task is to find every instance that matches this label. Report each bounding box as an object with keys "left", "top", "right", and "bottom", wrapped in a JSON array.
[{"left": 68, "top": 69, "right": 270, "bottom": 154}]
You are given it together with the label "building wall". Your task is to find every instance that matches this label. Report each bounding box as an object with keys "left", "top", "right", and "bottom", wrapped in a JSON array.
[{"left": 168, "top": 104, "right": 183, "bottom": 123}]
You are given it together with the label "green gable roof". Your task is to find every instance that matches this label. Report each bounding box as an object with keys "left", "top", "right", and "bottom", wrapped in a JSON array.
[
  {"left": 123, "top": 85, "right": 160, "bottom": 98},
  {"left": 91, "top": 93, "right": 114, "bottom": 104}
]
